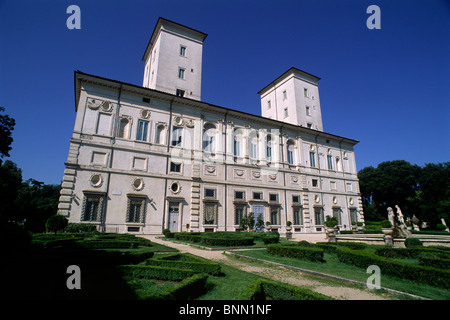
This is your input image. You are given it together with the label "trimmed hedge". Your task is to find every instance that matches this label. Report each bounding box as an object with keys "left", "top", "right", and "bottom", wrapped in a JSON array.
[
  {"left": 119, "top": 265, "right": 196, "bottom": 281},
  {"left": 200, "top": 232, "right": 254, "bottom": 247},
  {"left": 336, "top": 247, "right": 450, "bottom": 289},
  {"left": 237, "top": 279, "right": 333, "bottom": 300},
  {"left": 267, "top": 244, "right": 324, "bottom": 262},
  {"left": 174, "top": 232, "right": 202, "bottom": 243},
  {"left": 76, "top": 240, "right": 140, "bottom": 249},
  {"left": 260, "top": 233, "right": 280, "bottom": 245},
  {"left": 145, "top": 259, "right": 221, "bottom": 275},
  {"left": 418, "top": 253, "right": 450, "bottom": 270},
  {"left": 131, "top": 273, "right": 209, "bottom": 300}
]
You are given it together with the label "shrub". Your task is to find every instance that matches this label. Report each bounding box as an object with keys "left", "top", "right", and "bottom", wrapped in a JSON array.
[
  {"left": 436, "top": 224, "right": 447, "bottom": 232},
  {"left": 76, "top": 240, "right": 139, "bottom": 249},
  {"left": 131, "top": 273, "right": 209, "bottom": 300},
  {"left": 267, "top": 244, "right": 324, "bottom": 262},
  {"left": 200, "top": 232, "right": 254, "bottom": 247},
  {"left": 119, "top": 265, "right": 196, "bottom": 281},
  {"left": 145, "top": 259, "right": 221, "bottom": 275},
  {"left": 260, "top": 233, "right": 280, "bottom": 245},
  {"left": 325, "top": 216, "right": 338, "bottom": 228},
  {"left": 45, "top": 215, "right": 68, "bottom": 234},
  {"left": 65, "top": 223, "right": 98, "bottom": 233},
  {"left": 380, "top": 220, "right": 392, "bottom": 228},
  {"left": 418, "top": 253, "right": 450, "bottom": 270},
  {"left": 237, "top": 279, "right": 333, "bottom": 300},
  {"left": 163, "top": 229, "right": 174, "bottom": 238},
  {"left": 336, "top": 247, "right": 450, "bottom": 288},
  {"left": 404, "top": 238, "right": 423, "bottom": 248}
]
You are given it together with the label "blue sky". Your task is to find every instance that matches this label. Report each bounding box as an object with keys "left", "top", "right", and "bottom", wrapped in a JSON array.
[{"left": 1, "top": 0, "right": 449, "bottom": 185}]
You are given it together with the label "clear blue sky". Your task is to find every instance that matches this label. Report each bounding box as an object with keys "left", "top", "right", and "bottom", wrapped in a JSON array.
[{"left": 1, "top": 0, "right": 449, "bottom": 185}]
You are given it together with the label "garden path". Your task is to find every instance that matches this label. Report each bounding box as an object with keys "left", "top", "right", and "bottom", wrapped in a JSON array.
[{"left": 144, "top": 235, "right": 392, "bottom": 300}]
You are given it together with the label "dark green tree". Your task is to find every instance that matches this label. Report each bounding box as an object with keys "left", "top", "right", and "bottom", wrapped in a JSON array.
[
  {"left": 45, "top": 214, "right": 68, "bottom": 234},
  {"left": 0, "top": 160, "right": 22, "bottom": 223},
  {"left": 0, "top": 107, "right": 15, "bottom": 162}
]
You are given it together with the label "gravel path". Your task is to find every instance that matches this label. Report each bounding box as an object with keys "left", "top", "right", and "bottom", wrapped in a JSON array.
[{"left": 144, "top": 235, "right": 392, "bottom": 300}]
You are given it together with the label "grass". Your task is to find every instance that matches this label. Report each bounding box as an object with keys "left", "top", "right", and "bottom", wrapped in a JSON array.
[
  {"left": 197, "top": 264, "right": 265, "bottom": 300},
  {"left": 236, "top": 249, "right": 450, "bottom": 300}
]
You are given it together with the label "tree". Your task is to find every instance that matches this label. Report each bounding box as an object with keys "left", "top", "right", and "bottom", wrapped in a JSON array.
[
  {"left": 0, "top": 160, "right": 22, "bottom": 223},
  {"left": 0, "top": 107, "right": 15, "bottom": 161},
  {"left": 45, "top": 215, "right": 68, "bottom": 234}
]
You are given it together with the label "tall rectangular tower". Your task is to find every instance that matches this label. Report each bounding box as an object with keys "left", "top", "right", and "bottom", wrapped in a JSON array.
[
  {"left": 142, "top": 18, "right": 207, "bottom": 101},
  {"left": 259, "top": 67, "right": 323, "bottom": 131}
]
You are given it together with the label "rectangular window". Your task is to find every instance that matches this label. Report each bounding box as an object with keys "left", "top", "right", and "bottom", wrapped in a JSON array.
[
  {"left": 346, "top": 182, "right": 353, "bottom": 192},
  {"left": 180, "top": 46, "right": 186, "bottom": 57},
  {"left": 269, "top": 193, "right": 278, "bottom": 202},
  {"left": 127, "top": 197, "right": 145, "bottom": 223},
  {"left": 304, "top": 88, "right": 308, "bottom": 97},
  {"left": 267, "top": 100, "right": 271, "bottom": 109},
  {"left": 307, "top": 123, "right": 312, "bottom": 129},
  {"left": 293, "top": 208, "right": 303, "bottom": 225},
  {"left": 204, "top": 203, "right": 217, "bottom": 225},
  {"left": 283, "top": 90, "right": 287, "bottom": 100},
  {"left": 314, "top": 207, "right": 324, "bottom": 225},
  {"left": 136, "top": 120, "right": 149, "bottom": 141},
  {"left": 310, "top": 152, "right": 316, "bottom": 167},
  {"left": 284, "top": 108, "right": 288, "bottom": 118},
  {"left": 253, "top": 192, "right": 263, "bottom": 200},
  {"left": 178, "top": 68, "right": 185, "bottom": 79},
  {"left": 312, "top": 179, "right": 318, "bottom": 187},
  {"left": 292, "top": 195, "right": 300, "bottom": 203},
  {"left": 349, "top": 209, "right": 357, "bottom": 224},
  {"left": 170, "top": 161, "right": 181, "bottom": 172},
  {"left": 333, "top": 207, "right": 341, "bottom": 225},
  {"left": 176, "top": 89, "right": 185, "bottom": 97},
  {"left": 270, "top": 209, "right": 279, "bottom": 225},
  {"left": 306, "top": 106, "right": 311, "bottom": 116},
  {"left": 235, "top": 206, "right": 245, "bottom": 225},
  {"left": 171, "top": 127, "right": 182, "bottom": 146},
  {"left": 327, "top": 155, "right": 333, "bottom": 170},
  {"left": 204, "top": 188, "right": 216, "bottom": 198},
  {"left": 234, "top": 191, "right": 245, "bottom": 200},
  {"left": 81, "top": 194, "right": 104, "bottom": 222}
]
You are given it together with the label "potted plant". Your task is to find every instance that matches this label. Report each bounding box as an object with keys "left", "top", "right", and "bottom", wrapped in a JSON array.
[
  {"left": 325, "top": 216, "right": 338, "bottom": 234},
  {"left": 356, "top": 221, "right": 364, "bottom": 233},
  {"left": 265, "top": 221, "right": 271, "bottom": 232},
  {"left": 380, "top": 219, "right": 393, "bottom": 236},
  {"left": 286, "top": 220, "right": 292, "bottom": 232},
  {"left": 351, "top": 222, "right": 357, "bottom": 233}
]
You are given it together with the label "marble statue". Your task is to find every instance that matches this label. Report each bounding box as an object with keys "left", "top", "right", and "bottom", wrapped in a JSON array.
[{"left": 387, "top": 207, "right": 395, "bottom": 228}]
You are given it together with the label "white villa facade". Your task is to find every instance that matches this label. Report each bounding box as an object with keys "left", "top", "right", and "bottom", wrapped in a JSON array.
[{"left": 57, "top": 18, "right": 364, "bottom": 235}]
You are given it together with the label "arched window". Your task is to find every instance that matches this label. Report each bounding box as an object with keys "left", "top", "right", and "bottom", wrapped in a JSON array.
[
  {"left": 203, "top": 123, "right": 216, "bottom": 153},
  {"left": 233, "top": 128, "right": 243, "bottom": 157},
  {"left": 249, "top": 130, "right": 259, "bottom": 160},
  {"left": 118, "top": 117, "right": 131, "bottom": 139},
  {"left": 287, "top": 140, "right": 295, "bottom": 165},
  {"left": 155, "top": 124, "right": 165, "bottom": 144},
  {"left": 266, "top": 134, "right": 272, "bottom": 162}
]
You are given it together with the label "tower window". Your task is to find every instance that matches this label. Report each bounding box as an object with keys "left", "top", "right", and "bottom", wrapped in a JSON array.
[
  {"left": 176, "top": 89, "right": 185, "bottom": 97},
  {"left": 180, "top": 46, "right": 186, "bottom": 57},
  {"left": 284, "top": 108, "right": 288, "bottom": 118},
  {"left": 178, "top": 68, "right": 185, "bottom": 79},
  {"left": 304, "top": 88, "right": 308, "bottom": 97},
  {"left": 170, "top": 161, "right": 181, "bottom": 173},
  {"left": 283, "top": 90, "right": 287, "bottom": 100},
  {"left": 306, "top": 106, "right": 311, "bottom": 116},
  {"left": 307, "top": 123, "right": 312, "bottom": 129},
  {"left": 267, "top": 100, "right": 271, "bottom": 109}
]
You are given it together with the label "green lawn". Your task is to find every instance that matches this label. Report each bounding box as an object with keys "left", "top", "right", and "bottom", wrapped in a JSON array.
[{"left": 236, "top": 249, "right": 450, "bottom": 300}]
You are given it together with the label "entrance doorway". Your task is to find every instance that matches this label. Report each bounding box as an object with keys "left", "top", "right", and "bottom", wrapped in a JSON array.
[{"left": 168, "top": 202, "right": 179, "bottom": 232}]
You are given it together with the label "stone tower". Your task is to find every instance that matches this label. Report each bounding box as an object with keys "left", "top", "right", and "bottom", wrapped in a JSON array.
[
  {"left": 259, "top": 67, "right": 324, "bottom": 131},
  {"left": 142, "top": 17, "right": 207, "bottom": 101}
]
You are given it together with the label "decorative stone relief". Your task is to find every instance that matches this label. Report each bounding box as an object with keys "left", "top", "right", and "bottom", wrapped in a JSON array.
[
  {"left": 132, "top": 177, "right": 145, "bottom": 191},
  {"left": 89, "top": 174, "right": 103, "bottom": 188},
  {"left": 140, "top": 109, "right": 151, "bottom": 119}
]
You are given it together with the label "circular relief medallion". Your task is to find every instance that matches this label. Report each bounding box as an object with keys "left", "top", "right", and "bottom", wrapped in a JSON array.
[
  {"left": 132, "top": 177, "right": 145, "bottom": 191},
  {"left": 140, "top": 109, "right": 151, "bottom": 119},
  {"left": 169, "top": 181, "right": 181, "bottom": 194},
  {"left": 89, "top": 174, "right": 103, "bottom": 188}
]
